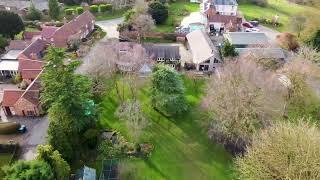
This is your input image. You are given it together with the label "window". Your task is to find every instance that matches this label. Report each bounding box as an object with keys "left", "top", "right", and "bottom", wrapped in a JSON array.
[
  {"left": 214, "top": 58, "right": 219, "bottom": 63},
  {"left": 26, "top": 111, "right": 34, "bottom": 116},
  {"left": 157, "top": 57, "right": 164, "bottom": 61}
]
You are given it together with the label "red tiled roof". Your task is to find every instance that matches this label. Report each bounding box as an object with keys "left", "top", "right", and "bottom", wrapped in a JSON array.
[
  {"left": 18, "top": 39, "right": 49, "bottom": 60},
  {"left": 18, "top": 59, "right": 45, "bottom": 72},
  {"left": 41, "top": 26, "right": 59, "bottom": 39},
  {"left": 24, "top": 31, "right": 42, "bottom": 40},
  {"left": 2, "top": 90, "right": 24, "bottom": 107},
  {"left": 7, "top": 40, "right": 30, "bottom": 51},
  {"left": 21, "top": 69, "right": 42, "bottom": 80},
  {"left": 51, "top": 11, "right": 95, "bottom": 47},
  {"left": 208, "top": 14, "right": 242, "bottom": 25}
]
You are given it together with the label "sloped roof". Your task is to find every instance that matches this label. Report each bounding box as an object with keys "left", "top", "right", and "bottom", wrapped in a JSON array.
[
  {"left": 24, "top": 31, "right": 42, "bottom": 40},
  {"left": 2, "top": 90, "right": 24, "bottom": 106},
  {"left": 224, "top": 32, "right": 269, "bottom": 45},
  {"left": 0, "top": 60, "right": 19, "bottom": 71},
  {"left": 18, "top": 39, "right": 48, "bottom": 59},
  {"left": 186, "top": 30, "right": 220, "bottom": 64},
  {"left": 208, "top": 14, "right": 242, "bottom": 25},
  {"left": 143, "top": 44, "right": 181, "bottom": 60},
  {"left": 213, "top": 0, "right": 237, "bottom": 5},
  {"left": 18, "top": 59, "right": 45, "bottom": 72},
  {"left": 7, "top": 40, "right": 30, "bottom": 51},
  {"left": 236, "top": 48, "right": 286, "bottom": 59},
  {"left": 1, "top": 50, "right": 23, "bottom": 60},
  {"left": 41, "top": 26, "right": 59, "bottom": 39},
  {"left": 21, "top": 69, "right": 42, "bottom": 80}
]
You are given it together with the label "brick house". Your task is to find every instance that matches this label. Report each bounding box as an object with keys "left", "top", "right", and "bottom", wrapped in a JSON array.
[
  {"left": 41, "top": 11, "right": 95, "bottom": 48},
  {"left": 2, "top": 72, "right": 42, "bottom": 116}
]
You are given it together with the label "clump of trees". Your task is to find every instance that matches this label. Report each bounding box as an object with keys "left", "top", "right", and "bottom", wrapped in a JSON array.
[
  {"left": 2, "top": 160, "right": 54, "bottom": 180},
  {"left": 235, "top": 120, "right": 320, "bottom": 179},
  {"left": 36, "top": 145, "right": 70, "bottom": 180},
  {"left": 42, "top": 47, "right": 95, "bottom": 162},
  {"left": 148, "top": 1, "right": 169, "bottom": 24},
  {"left": 49, "top": 0, "right": 60, "bottom": 20},
  {"left": 0, "top": 11, "right": 24, "bottom": 39},
  {"left": 150, "top": 64, "right": 188, "bottom": 117},
  {"left": 276, "top": 32, "right": 300, "bottom": 51},
  {"left": 26, "top": 3, "right": 42, "bottom": 21}
]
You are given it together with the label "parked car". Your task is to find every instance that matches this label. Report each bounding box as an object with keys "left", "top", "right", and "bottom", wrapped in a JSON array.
[
  {"left": 18, "top": 125, "right": 27, "bottom": 134},
  {"left": 242, "top": 22, "right": 254, "bottom": 28},
  {"left": 245, "top": 28, "right": 260, "bottom": 32},
  {"left": 249, "top": 20, "right": 259, "bottom": 27}
]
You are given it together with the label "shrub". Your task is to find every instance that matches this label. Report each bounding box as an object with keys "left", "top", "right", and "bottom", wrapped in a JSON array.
[
  {"left": 64, "top": 8, "right": 75, "bottom": 15},
  {"left": 90, "top": 5, "right": 99, "bottom": 13},
  {"left": 26, "top": 3, "right": 42, "bottom": 21},
  {"left": 76, "top": 7, "right": 84, "bottom": 14},
  {"left": 99, "top": 4, "right": 112, "bottom": 12},
  {"left": 83, "top": 128, "right": 99, "bottom": 148},
  {"left": 0, "top": 36, "right": 8, "bottom": 49}
]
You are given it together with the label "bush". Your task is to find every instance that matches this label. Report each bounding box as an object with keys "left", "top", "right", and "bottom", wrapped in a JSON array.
[
  {"left": 64, "top": 8, "right": 75, "bottom": 15},
  {"left": 0, "top": 122, "right": 21, "bottom": 134},
  {"left": 163, "top": 33, "right": 176, "bottom": 41},
  {"left": 83, "top": 128, "right": 99, "bottom": 148},
  {"left": 0, "top": 36, "right": 8, "bottom": 49},
  {"left": 99, "top": 4, "right": 112, "bottom": 12},
  {"left": 90, "top": 5, "right": 99, "bottom": 13},
  {"left": 76, "top": 7, "right": 84, "bottom": 14},
  {"left": 26, "top": 3, "right": 42, "bottom": 21}
]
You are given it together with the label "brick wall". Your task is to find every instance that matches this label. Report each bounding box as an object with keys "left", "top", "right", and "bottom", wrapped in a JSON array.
[{"left": 14, "top": 98, "right": 40, "bottom": 116}]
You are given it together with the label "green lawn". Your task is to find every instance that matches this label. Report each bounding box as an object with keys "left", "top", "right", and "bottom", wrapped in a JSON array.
[
  {"left": 99, "top": 76, "right": 233, "bottom": 179},
  {"left": 155, "top": 2, "right": 199, "bottom": 33},
  {"left": 0, "top": 153, "right": 14, "bottom": 178},
  {"left": 239, "top": 0, "right": 320, "bottom": 32}
]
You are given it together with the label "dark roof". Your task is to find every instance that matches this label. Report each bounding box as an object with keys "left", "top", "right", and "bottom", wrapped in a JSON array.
[
  {"left": 18, "top": 59, "right": 45, "bottom": 72},
  {"left": 213, "top": 0, "right": 237, "bottom": 5},
  {"left": 18, "top": 39, "right": 48, "bottom": 59},
  {"left": 143, "top": 45, "right": 181, "bottom": 60},
  {"left": 21, "top": 69, "right": 42, "bottom": 80}
]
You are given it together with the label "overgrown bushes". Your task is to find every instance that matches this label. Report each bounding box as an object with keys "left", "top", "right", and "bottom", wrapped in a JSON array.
[
  {"left": 76, "top": 7, "right": 84, "bottom": 14},
  {"left": 90, "top": 5, "right": 99, "bottom": 13},
  {"left": 99, "top": 4, "right": 112, "bottom": 12}
]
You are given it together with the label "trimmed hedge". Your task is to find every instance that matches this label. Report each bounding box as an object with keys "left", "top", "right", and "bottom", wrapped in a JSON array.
[
  {"left": 90, "top": 5, "right": 99, "bottom": 13},
  {"left": 99, "top": 4, "right": 112, "bottom": 12},
  {"left": 76, "top": 7, "right": 84, "bottom": 14},
  {"left": 65, "top": 8, "right": 75, "bottom": 15}
]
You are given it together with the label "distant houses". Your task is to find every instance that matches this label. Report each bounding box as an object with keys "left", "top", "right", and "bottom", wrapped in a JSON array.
[{"left": 1, "top": 11, "right": 96, "bottom": 117}]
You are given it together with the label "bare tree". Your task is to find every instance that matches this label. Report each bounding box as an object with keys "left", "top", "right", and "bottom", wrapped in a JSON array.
[
  {"left": 134, "top": 0, "right": 148, "bottom": 13},
  {"left": 236, "top": 120, "right": 320, "bottom": 180},
  {"left": 130, "top": 14, "right": 155, "bottom": 42},
  {"left": 204, "top": 58, "right": 285, "bottom": 154},
  {"left": 116, "top": 100, "right": 150, "bottom": 142}
]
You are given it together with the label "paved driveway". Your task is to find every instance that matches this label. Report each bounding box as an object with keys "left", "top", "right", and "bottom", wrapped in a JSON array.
[
  {"left": 259, "top": 25, "right": 280, "bottom": 46},
  {"left": 95, "top": 18, "right": 124, "bottom": 39}
]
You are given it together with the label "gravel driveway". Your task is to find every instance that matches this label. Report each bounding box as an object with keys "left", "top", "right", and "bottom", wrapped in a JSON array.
[{"left": 95, "top": 18, "right": 124, "bottom": 39}]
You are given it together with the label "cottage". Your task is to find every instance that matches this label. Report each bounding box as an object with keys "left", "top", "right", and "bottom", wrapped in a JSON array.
[
  {"left": 143, "top": 44, "right": 181, "bottom": 70},
  {"left": 2, "top": 72, "right": 42, "bottom": 117},
  {"left": 41, "top": 11, "right": 95, "bottom": 48},
  {"left": 212, "top": 0, "right": 238, "bottom": 16},
  {"left": 186, "top": 30, "right": 221, "bottom": 72},
  {"left": 179, "top": 12, "right": 207, "bottom": 33},
  {"left": 224, "top": 32, "right": 269, "bottom": 48}
]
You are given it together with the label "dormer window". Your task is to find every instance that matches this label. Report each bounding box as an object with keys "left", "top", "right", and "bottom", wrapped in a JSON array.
[{"left": 157, "top": 57, "right": 164, "bottom": 61}]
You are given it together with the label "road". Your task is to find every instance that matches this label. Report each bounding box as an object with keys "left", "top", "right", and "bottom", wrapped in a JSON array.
[{"left": 95, "top": 18, "right": 124, "bottom": 39}]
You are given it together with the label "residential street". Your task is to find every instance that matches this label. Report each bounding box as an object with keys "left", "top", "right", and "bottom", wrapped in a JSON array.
[{"left": 95, "top": 17, "right": 124, "bottom": 39}]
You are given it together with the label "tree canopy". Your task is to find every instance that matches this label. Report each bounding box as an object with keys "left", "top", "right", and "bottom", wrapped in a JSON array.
[
  {"left": 49, "top": 0, "right": 60, "bottom": 20},
  {"left": 36, "top": 145, "right": 70, "bottom": 180},
  {"left": 42, "top": 47, "right": 94, "bottom": 161},
  {"left": 235, "top": 120, "right": 320, "bottom": 179},
  {"left": 2, "top": 160, "right": 54, "bottom": 180},
  {"left": 148, "top": 1, "right": 169, "bottom": 24},
  {"left": 0, "top": 11, "right": 24, "bottom": 39},
  {"left": 26, "top": 3, "right": 42, "bottom": 21},
  {"left": 150, "top": 64, "right": 188, "bottom": 116}
]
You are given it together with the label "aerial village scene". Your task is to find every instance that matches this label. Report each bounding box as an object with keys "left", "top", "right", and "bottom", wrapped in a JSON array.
[{"left": 0, "top": 0, "right": 319, "bottom": 179}]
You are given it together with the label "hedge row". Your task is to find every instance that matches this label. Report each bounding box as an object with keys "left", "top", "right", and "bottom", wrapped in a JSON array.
[{"left": 64, "top": 4, "right": 112, "bottom": 15}]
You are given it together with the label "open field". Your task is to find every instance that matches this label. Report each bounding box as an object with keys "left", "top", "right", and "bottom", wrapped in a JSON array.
[
  {"left": 239, "top": 0, "right": 320, "bottom": 32},
  {"left": 99, "top": 76, "right": 233, "bottom": 179}
]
